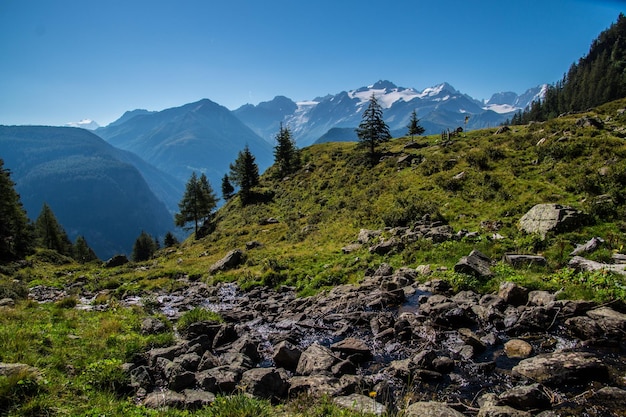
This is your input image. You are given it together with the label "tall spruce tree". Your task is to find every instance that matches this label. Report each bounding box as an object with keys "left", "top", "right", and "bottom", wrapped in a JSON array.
[
  {"left": 273, "top": 123, "right": 300, "bottom": 178},
  {"left": 72, "top": 235, "right": 98, "bottom": 263},
  {"left": 355, "top": 93, "right": 392, "bottom": 163},
  {"left": 406, "top": 109, "right": 425, "bottom": 139},
  {"left": 35, "top": 203, "right": 72, "bottom": 256},
  {"left": 0, "top": 159, "right": 33, "bottom": 261},
  {"left": 132, "top": 230, "right": 158, "bottom": 262},
  {"left": 221, "top": 174, "right": 235, "bottom": 201},
  {"left": 175, "top": 172, "right": 218, "bottom": 235},
  {"left": 229, "top": 145, "right": 260, "bottom": 205}
]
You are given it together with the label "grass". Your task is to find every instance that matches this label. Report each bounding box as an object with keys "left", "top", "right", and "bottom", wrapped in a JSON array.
[{"left": 3, "top": 98, "right": 626, "bottom": 415}]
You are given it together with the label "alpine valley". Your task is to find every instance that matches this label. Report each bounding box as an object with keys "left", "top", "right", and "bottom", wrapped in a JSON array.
[{"left": 0, "top": 80, "right": 544, "bottom": 259}]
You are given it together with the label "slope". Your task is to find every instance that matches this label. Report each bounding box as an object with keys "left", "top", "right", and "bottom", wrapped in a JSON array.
[{"left": 0, "top": 125, "right": 175, "bottom": 259}]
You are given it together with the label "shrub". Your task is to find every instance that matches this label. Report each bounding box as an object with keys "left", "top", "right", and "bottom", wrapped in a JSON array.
[
  {"left": 0, "top": 367, "right": 42, "bottom": 413},
  {"left": 176, "top": 307, "right": 222, "bottom": 332},
  {"left": 80, "top": 358, "right": 127, "bottom": 394}
]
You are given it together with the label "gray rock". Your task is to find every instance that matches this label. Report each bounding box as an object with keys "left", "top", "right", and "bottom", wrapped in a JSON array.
[
  {"left": 565, "top": 316, "right": 604, "bottom": 340},
  {"left": 499, "top": 383, "right": 551, "bottom": 410},
  {"left": 570, "top": 236, "right": 604, "bottom": 256},
  {"left": 104, "top": 254, "right": 129, "bottom": 268},
  {"left": 240, "top": 367, "right": 289, "bottom": 399},
  {"left": 273, "top": 340, "right": 302, "bottom": 371},
  {"left": 498, "top": 282, "right": 528, "bottom": 306},
  {"left": 129, "top": 365, "right": 153, "bottom": 389},
  {"left": 518, "top": 204, "right": 587, "bottom": 237},
  {"left": 503, "top": 254, "right": 547, "bottom": 268},
  {"left": 334, "top": 393, "right": 387, "bottom": 416},
  {"left": 143, "top": 389, "right": 185, "bottom": 409},
  {"left": 568, "top": 256, "right": 626, "bottom": 276},
  {"left": 591, "top": 386, "right": 626, "bottom": 408},
  {"left": 209, "top": 249, "right": 245, "bottom": 274},
  {"left": 512, "top": 351, "right": 607, "bottom": 385},
  {"left": 404, "top": 401, "right": 465, "bottom": 417},
  {"left": 330, "top": 337, "right": 372, "bottom": 363},
  {"left": 454, "top": 250, "right": 493, "bottom": 278},
  {"left": 296, "top": 343, "right": 337, "bottom": 375},
  {"left": 141, "top": 317, "right": 168, "bottom": 335},
  {"left": 477, "top": 393, "right": 532, "bottom": 417},
  {"left": 182, "top": 389, "right": 216, "bottom": 409}
]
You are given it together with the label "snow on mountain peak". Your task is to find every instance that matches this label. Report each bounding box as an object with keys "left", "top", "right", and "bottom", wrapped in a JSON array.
[{"left": 64, "top": 119, "right": 100, "bottom": 130}]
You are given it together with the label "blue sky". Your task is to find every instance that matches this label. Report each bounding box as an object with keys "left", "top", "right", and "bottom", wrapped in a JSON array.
[{"left": 0, "top": 0, "right": 623, "bottom": 126}]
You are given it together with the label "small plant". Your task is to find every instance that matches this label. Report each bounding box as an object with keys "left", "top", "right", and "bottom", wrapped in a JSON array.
[
  {"left": 0, "top": 367, "right": 43, "bottom": 413},
  {"left": 176, "top": 307, "right": 223, "bottom": 332},
  {"left": 80, "top": 358, "right": 128, "bottom": 394},
  {"left": 208, "top": 394, "right": 273, "bottom": 417}
]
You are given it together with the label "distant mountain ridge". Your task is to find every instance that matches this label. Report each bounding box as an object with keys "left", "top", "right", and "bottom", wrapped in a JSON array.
[
  {"left": 0, "top": 125, "right": 175, "bottom": 259},
  {"left": 234, "top": 80, "right": 547, "bottom": 146}
]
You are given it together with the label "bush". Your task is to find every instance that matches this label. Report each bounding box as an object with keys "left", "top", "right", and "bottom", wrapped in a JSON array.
[
  {"left": 176, "top": 307, "right": 223, "bottom": 332},
  {"left": 80, "top": 358, "right": 127, "bottom": 394},
  {"left": 0, "top": 367, "right": 42, "bottom": 413}
]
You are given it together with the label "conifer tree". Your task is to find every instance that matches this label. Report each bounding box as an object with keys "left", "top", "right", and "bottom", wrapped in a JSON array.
[
  {"left": 273, "top": 123, "right": 300, "bottom": 178},
  {"left": 175, "top": 172, "right": 218, "bottom": 235},
  {"left": 35, "top": 203, "right": 72, "bottom": 255},
  {"left": 163, "top": 231, "right": 179, "bottom": 247},
  {"left": 132, "top": 230, "right": 158, "bottom": 262},
  {"left": 0, "top": 159, "right": 33, "bottom": 261},
  {"left": 406, "top": 109, "right": 425, "bottom": 139},
  {"left": 221, "top": 174, "right": 235, "bottom": 201},
  {"left": 229, "top": 145, "right": 260, "bottom": 205},
  {"left": 72, "top": 235, "right": 98, "bottom": 263},
  {"left": 356, "top": 93, "right": 391, "bottom": 164}
]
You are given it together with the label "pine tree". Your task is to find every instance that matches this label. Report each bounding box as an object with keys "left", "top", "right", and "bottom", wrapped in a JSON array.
[
  {"left": 35, "top": 203, "right": 72, "bottom": 255},
  {"left": 229, "top": 145, "right": 260, "bottom": 205},
  {"left": 163, "top": 231, "right": 179, "bottom": 247},
  {"left": 132, "top": 230, "right": 157, "bottom": 262},
  {"left": 175, "top": 172, "right": 218, "bottom": 235},
  {"left": 0, "top": 159, "right": 33, "bottom": 261},
  {"left": 355, "top": 93, "right": 392, "bottom": 164},
  {"left": 406, "top": 109, "right": 425, "bottom": 139},
  {"left": 273, "top": 123, "right": 300, "bottom": 178},
  {"left": 72, "top": 235, "right": 98, "bottom": 263},
  {"left": 221, "top": 174, "right": 235, "bottom": 201}
]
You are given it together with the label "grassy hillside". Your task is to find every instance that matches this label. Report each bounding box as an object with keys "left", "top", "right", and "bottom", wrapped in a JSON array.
[{"left": 2, "top": 99, "right": 626, "bottom": 416}]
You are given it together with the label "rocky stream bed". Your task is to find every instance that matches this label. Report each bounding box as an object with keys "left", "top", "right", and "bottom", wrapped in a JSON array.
[{"left": 29, "top": 262, "right": 626, "bottom": 416}]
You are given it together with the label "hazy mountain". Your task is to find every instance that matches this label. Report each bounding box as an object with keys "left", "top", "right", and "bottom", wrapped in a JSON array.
[
  {"left": 0, "top": 125, "right": 175, "bottom": 259},
  {"left": 96, "top": 99, "right": 274, "bottom": 196},
  {"left": 234, "top": 80, "right": 547, "bottom": 146}
]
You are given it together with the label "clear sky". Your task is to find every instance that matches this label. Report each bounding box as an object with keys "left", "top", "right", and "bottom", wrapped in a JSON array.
[{"left": 0, "top": 0, "right": 624, "bottom": 127}]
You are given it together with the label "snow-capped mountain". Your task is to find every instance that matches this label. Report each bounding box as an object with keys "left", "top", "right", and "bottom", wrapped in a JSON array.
[
  {"left": 64, "top": 119, "right": 100, "bottom": 130},
  {"left": 235, "top": 80, "right": 544, "bottom": 146}
]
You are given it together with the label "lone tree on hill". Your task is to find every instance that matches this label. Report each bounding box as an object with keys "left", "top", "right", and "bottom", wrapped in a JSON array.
[
  {"left": 356, "top": 93, "right": 391, "bottom": 163},
  {"left": 132, "top": 230, "right": 158, "bottom": 262},
  {"left": 175, "top": 172, "right": 218, "bottom": 236},
  {"left": 406, "top": 109, "right": 425, "bottom": 139},
  {"left": 273, "top": 123, "right": 300, "bottom": 178},
  {"left": 0, "top": 159, "right": 33, "bottom": 261},
  {"left": 35, "top": 203, "right": 72, "bottom": 256},
  {"left": 229, "top": 145, "right": 260, "bottom": 205}
]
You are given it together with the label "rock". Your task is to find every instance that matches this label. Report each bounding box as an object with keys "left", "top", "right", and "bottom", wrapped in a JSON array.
[
  {"left": 240, "top": 367, "right": 289, "bottom": 399},
  {"left": 404, "top": 401, "right": 465, "bottom": 417},
  {"left": 591, "top": 386, "right": 626, "bottom": 408},
  {"left": 512, "top": 351, "right": 607, "bottom": 385},
  {"left": 570, "top": 236, "right": 604, "bottom": 256},
  {"left": 527, "top": 291, "right": 555, "bottom": 307},
  {"left": 104, "top": 254, "right": 129, "bottom": 268},
  {"left": 499, "top": 383, "right": 551, "bottom": 410},
  {"left": 202, "top": 365, "right": 243, "bottom": 393},
  {"left": 494, "top": 126, "right": 510, "bottom": 135},
  {"left": 334, "top": 393, "right": 387, "bottom": 416},
  {"left": 273, "top": 340, "right": 302, "bottom": 371},
  {"left": 369, "top": 237, "right": 404, "bottom": 255},
  {"left": 518, "top": 204, "right": 587, "bottom": 237},
  {"left": 129, "top": 365, "right": 153, "bottom": 389},
  {"left": 289, "top": 375, "right": 350, "bottom": 397},
  {"left": 0, "top": 363, "right": 41, "bottom": 380},
  {"left": 0, "top": 298, "right": 15, "bottom": 307},
  {"left": 498, "top": 282, "right": 528, "bottom": 306},
  {"left": 141, "top": 317, "right": 168, "bottom": 335},
  {"left": 586, "top": 306, "right": 626, "bottom": 336},
  {"left": 477, "top": 393, "right": 532, "bottom": 417},
  {"left": 358, "top": 229, "right": 381, "bottom": 244},
  {"left": 330, "top": 337, "right": 372, "bottom": 363},
  {"left": 504, "top": 339, "right": 533, "bottom": 358},
  {"left": 454, "top": 250, "right": 493, "bottom": 278},
  {"left": 342, "top": 243, "right": 362, "bottom": 254},
  {"left": 143, "top": 389, "right": 185, "bottom": 408},
  {"left": 564, "top": 316, "right": 604, "bottom": 340},
  {"left": 576, "top": 116, "right": 603, "bottom": 129},
  {"left": 296, "top": 344, "right": 338, "bottom": 375},
  {"left": 209, "top": 249, "right": 245, "bottom": 274},
  {"left": 503, "top": 254, "right": 547, "bottom": 268},
  {"left": 245, "top": 240, "right": 262, "bottom": 250},
  {"left": 568, "top": 256, "right": 626, "bottom": 276},
  {"left": 182, "top": 389, "right": 216, "bottom": 409},
  {"left": 259, "top": 217, "right": 279, "bottom": 225}
]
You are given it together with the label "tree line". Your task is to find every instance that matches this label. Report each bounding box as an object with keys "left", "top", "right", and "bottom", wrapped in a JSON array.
[{"left": 507, "top": 13, "right": 626, "bottom": 125}]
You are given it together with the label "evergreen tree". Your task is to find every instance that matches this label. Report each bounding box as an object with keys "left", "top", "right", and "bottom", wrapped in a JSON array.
[
  {"left": 406, "top": 109, "right": 425, "bottom": 139},
  {"left": 221, "top": 174, "right": 235, "bottom": 201},
  {"left": 163, "top": 231, "right": 179, "bottom": 247},
  {"left": 273, "top": 123, "right": 300, "bottom": 178},
  {"left": 355, "top": 93, "right": 392, "bottom": 163},
  {"left": 132, "top": 230, "right": 157, "bottom": 262},
  {"left": 35, "top": 203, "right": 72, "bottom": 255},
  {"left": 72, "top": 235, "right": 98, "bottom": 263},
  {"left": 0, "top": 159, "right": 33, "bottom": 261},
  {"left": 175, "top": 172, "right": 218, "bottom": 235},
  {"left": 229, "top": 145, "right": 260, "bottom": 205}
]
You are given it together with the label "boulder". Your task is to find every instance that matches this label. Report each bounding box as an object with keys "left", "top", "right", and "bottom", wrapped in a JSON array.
[
  {"left": 404, "top": 401, "right": 465, "bottom": 417},
  {"left": 503, "top": 254, "right": 547, "bottom": 268},
  {"left": 568, "top": 256, "right": 626, "bottom": 276},
  {"left": 518, "top": 204, "right": 587, "bottom": 237},
  {"left": 104, "top": 254, "right": 129, "bottom": 268},
  {"left": 477, "top": 393, "right": 532, "bottom": 417},
  {"left": 143, "top": 389, "right": 185, "bottom": 409},
  {"left": 330, "top": 337, "right": 372, "bottom": 363},
  {"left": 296, "top": 344, "right": 337, "bottom": 375},
  {"left": 209, "top": 249, "right": 245, "bottom": 274},
  {"left": 334, "top": 393, "right": 387, "bottom": 416},
  {"left": 182, "top": 389, "right": 216, "bottom": 409},
  {"left": 273, "top": 340, "right": 302, "bottom": 371},
  {"left": 454, "top": 250, "right": 493, "bottom": 278},
  {"left": 498, "top": 282, "right": 528, "bottom": 306},
  {"left": 141, "top": 317, "right": 168, "bottom": 335},
  {"left": 569, "top": 236, "right": 604, "bottom": 256},
  {"left": 512, "top": 351, "right": 607, "bottom": 385},
  {"left": 504, "top": 339, "right": 533, "bottom": 358},
  {"left": 240, "top": 367, "right": 289, "bottom": 399},
  {"left": 499, "top": 383, "right": 551, "bottom": 410}
]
